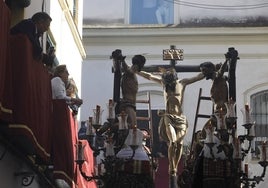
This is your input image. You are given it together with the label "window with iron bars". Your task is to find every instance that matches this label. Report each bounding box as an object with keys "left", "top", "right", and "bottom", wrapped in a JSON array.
[{"left": 251, "top": 90, "right": 268, "bottom": 159}]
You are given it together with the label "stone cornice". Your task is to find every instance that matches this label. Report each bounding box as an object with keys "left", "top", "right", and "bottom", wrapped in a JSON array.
[
  {"left": 82, "top": 27, "right": 268, "bottom": 46},
  {"left": 83, "top": 26, "right": 268, "bottom": 60},
  {"left": 83, "top": 26, "right": 268, "bottom": 38}
]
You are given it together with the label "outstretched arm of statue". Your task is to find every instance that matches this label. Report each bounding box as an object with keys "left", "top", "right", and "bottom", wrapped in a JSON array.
[
  {"left": 181, "top": 72, "right": 205, "bottom": 85},
  {"left": 217, "top": 55, "right": 230, "bottom": 77},
  {"left": 137, "top": 71, "right": 162, "bottom": 84},
  {"left": 121, "top": 59, "right": 130, "bottom": 73}
]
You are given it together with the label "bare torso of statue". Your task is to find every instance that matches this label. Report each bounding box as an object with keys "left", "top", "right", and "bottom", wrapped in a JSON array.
[
  {"left": 200, "top": 59, "right": 229, "bottom": 113},
  {"left": 165, "top": 83, "right": 183, "bottom": 116},
  {"left": 115, "top": 53, "right": 146, "bottom": 128},
  {"left": 121, "top": 70, "right": 138, "bottom": 105},
  {"left": 211, "top": 73, "right": 228, "bottom": 112}
]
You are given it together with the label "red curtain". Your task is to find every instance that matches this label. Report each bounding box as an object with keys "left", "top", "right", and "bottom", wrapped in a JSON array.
[
  {"left": 52, "top": 100, "right": 97, "bottom": 188},
  {"left": 0, "top": 2, "right": 13, "bottom": 122},
  {"left": 8, "top": 35, "right": 53, "bottom": 162},
  {"left": 52, "top": 100, "right": 76, "bottom": 186}
]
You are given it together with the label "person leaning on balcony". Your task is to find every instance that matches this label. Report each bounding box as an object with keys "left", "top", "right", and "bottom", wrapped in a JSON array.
[
  {"left": 66, "top": 77, "right": 81, "bottom": 115},
  {"left": 51, "top": 65, "right": 83, "bottom": 106},
  {"left": 10, "top": 12, "right": 52, "bottom": 60}
]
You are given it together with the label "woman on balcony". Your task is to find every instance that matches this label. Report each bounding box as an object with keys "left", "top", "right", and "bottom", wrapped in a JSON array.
[{"left": 51, "top": 64, "right": 83, "bottom": 106}]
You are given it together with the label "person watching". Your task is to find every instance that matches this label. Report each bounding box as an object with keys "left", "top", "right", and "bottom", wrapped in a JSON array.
[
  {"left": 10, "top": 12, "right": 52, "bottom": 60},
  {"left": 66, "top": 78, "right": 81, "bottom": 115},
  {"left": 51, "top": 65, "right": 83, "bottom": 106}
]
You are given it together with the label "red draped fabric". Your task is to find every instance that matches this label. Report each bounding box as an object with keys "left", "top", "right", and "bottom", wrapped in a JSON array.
[
  {"left": 52, "top": 100, "right": 76, "bottom": 186},
  {"left": 52, "top": 100, "right": 97, "bottom": 188},
  {"left": 7, "top": 35, "right": 53, "bottom": 162},
  {"left": 76, "top": 140, "right": 97, "bottom": 188},
  {"left": 0, "top": 2, "right": 13, "bottom": 122}
]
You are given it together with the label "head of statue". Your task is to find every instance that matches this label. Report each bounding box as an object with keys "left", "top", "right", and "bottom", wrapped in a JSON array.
[
  {"left": 200, "top": 61, "right": 216, "bottom": 80},
  {"left": 161, "top": 68, "right": 178, "bottom": 92},
  {"left": 110, "top": 49, "right": 125, "bottom": 61},
  {"left": 132, "top": 55, "right": 146, "bottom": 72}
]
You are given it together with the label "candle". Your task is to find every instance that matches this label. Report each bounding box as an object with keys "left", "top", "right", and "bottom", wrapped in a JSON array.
[
  {"left": 96, "top": 105, "right": 100, "bottom": 124},
  {"left": 215, "top": 108, "right": 226, "bottom": 130},
  {"left": 86, "top": 117, "right": 93, "bottom": 135},
  {"left": 205, "top": 121, "right": 214, "bottom": 143},
  {"left": 262, "top": 141, "right": 267, "bottom": 161},
  {"left": 228, "top": 132, "right": 233, "bottom": 144},
  {"left": 245, "top": 104, "right": 250, "bottom": 124},
  {"left": 105, "top": 136, "right": 115, "bottom": 156},
  {"left": 225, "top": 98, "right": 236, "bottom": 117},
  {"left": 234, "top": 137, "right": 242, "bottom": 159},
  {"left": 132, "top": 126, "right": 137, "bottom": 146},
  {"left": 220, "top": 108, "right": 226, "bottom": 129},
  {"left": 121, "top": 111, "right": 127, "bottom": 129},
  {"left": 108, "top": 99, "right": 114, "bottom": 119},
  {"left": 118, "top": 111, "right": 128, "bottom": 129},
  {"left": 249, "top": 123, "right": 255, "bottom": 137},
  {"left": 229, "top": 98, "right": 234, "bottom": 116},
  {"left": 77, "top": 141, "right": 84, "bottom": 161},
  {"left": 244, "top": 163, "right": 248, "bottom": 176}
]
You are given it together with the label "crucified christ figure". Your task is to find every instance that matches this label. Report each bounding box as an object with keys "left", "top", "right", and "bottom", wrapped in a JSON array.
[{"left": 138, "top": 67, "right": 204, "bottom": 188}]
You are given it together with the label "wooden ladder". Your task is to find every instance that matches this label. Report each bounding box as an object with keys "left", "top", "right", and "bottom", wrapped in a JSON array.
[
  {"left": 136, "top": 91, "right": 153, "bottom": 150},
  {"left": 190, "top": 88, "right": 213, "bottom": 152},
  {"left": 136, "top": 91, "right": 155, "bottom": 178}
]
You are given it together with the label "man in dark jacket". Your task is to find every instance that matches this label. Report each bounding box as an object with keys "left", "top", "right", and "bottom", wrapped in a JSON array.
[{"left": 10, "top": 12, "right": 52, "bottom": 60}]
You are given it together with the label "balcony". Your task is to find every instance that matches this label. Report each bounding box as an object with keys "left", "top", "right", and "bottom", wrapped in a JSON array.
[{"left": 0, "top": 2, "right": 96, "bottom": 187}]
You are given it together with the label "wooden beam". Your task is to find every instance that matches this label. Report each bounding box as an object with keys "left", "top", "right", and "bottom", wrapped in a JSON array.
[{"left": 141, "top": 65, "right": 202, "bottom": 72}]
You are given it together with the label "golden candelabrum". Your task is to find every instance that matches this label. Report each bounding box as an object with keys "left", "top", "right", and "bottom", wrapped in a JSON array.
[
  {"left": 75, "top": 100, "right": 154, "bottom": 187},
  {"left": 222, "top": 100, "right": 268, "bottom": 188},
  {"left": 238, "top": 104, "right": 268, "bottom": 188},
  {"left": 196, "top": 99, "right": 268, "bottom": 188}
]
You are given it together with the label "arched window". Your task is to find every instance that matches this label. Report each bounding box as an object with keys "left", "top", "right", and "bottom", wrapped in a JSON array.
[
  {"left": 251, "top": 90, "right": 268, "bottom": 139},
  {"left": 251, "top": 90, "right": 268, "bottom": 159}
]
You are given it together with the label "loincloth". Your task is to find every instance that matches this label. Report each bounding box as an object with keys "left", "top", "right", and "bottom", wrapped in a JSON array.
[
  {"left": 119, "top": 100, "right": 136, "bottom": 111},
  {"left": 158, "top": 114, "right": 188, "bottom": 142}
]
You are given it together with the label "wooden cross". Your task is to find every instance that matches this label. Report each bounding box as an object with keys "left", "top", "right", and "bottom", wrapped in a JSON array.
[
  {"left": 142, "top": 46, "right": 239, "bottom": 101},
  {"left": 112, "top": 47, "right": 238, "bottom": 113}
]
